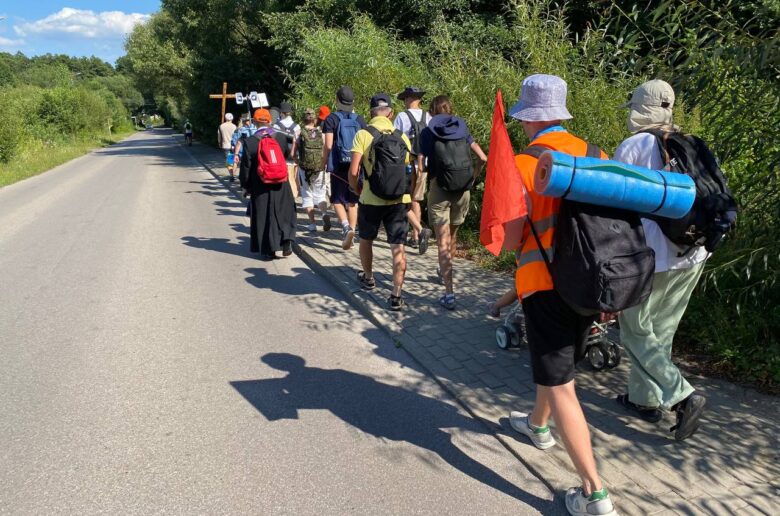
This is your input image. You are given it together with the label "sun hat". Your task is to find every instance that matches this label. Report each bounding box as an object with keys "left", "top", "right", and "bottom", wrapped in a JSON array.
[
  {"left": 318, "top": 105, "right": 331, "bottom": 121},
  {"left": 253, "top": 108, "right": 272, "bottom": 124},
  {"left": 224, "top": 113, "right": 234, "bottom": 121},
  {"left": 369, "top": 92, "right": 392, "bottom": 109},
  {"left": 622, "top": 80, "right": 676, "bottom": 133},
  {"left": 279, "top": 101, "right": 293, "bottom": 113},
  {"left": 397, "top": 86, "right": 426, "bottom": 100},
  {"left": 336, "top": 86, "right": 354, "bottom": 111},
  {"left": 508, "top": 74, "right": 573, "bottom": 122},
  {"left": 621, "top": 79, "right": 675, "bottom": 109}
]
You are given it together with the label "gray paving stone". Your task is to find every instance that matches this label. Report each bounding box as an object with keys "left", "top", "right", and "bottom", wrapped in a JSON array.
[{"left": 290, "top": 200, "right": 780, "bottom": 516}]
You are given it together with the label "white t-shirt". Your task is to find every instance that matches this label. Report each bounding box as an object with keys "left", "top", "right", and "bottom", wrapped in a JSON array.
[
  {"left": 393, "top": 109, "right": 431, "bottom": 136},
  {"left": 275, "top": 116, "right": 301, "bottom": 139},
  {"left": 613, "top": 132, "right": 709, "bottom": 273}
]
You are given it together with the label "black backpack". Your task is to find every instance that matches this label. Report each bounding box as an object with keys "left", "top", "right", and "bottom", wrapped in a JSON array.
[
  {"left": 430, "top": 137, "right": 474, "bottom": 193},
  {"left": 366, "top": 127, "right": 408, "bottom": 200},
  {"left": 524, "top": 144, "right": 655, "bottom": 316},
  {"left": 404, "top": 110, "right": 427, "bottom": 156},
  {"left": 643, "top": 129, "right": 737, "bottom": 253}
]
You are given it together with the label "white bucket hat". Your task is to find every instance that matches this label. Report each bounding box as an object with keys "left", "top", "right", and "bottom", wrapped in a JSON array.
[{"left": 509, "top": 74, "right": 573, "bottom": 122}]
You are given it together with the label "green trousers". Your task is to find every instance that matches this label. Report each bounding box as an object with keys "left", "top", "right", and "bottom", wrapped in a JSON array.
[{"left": 618, "top": 263, "right": 704, "bottom": 409}]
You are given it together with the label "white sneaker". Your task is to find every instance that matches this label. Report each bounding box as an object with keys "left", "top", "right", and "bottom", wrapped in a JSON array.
[
  {"left": 341, "top": 226, "right": 355, "bottom": 250},
  {"left": 509, "top": 411, "right": 556, "bottom": 450},
  {"left": 565, "top": 487, "right": 617, "bottom": 516},
  {"left": 306, "top": 223, "right": 317, "bottom": 232}
]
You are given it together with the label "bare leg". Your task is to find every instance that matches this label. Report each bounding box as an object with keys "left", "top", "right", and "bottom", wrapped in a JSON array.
[
  {"left": 537, "top": 382, "right": 603, "bottom": 495},
  {"left": 407, "top": 208, "right": 423, "bottom": 234},
  {"left": 333, "top": 203, "right": 348, "bottom": 226},
  {"left": 306, "top": 207, "right": 315, "bottom": 224},
  {"left": 347, "top": 203, "right": 358, "bottom": 229},
  {"left": 317, "top": 201, "right": 328, "bottom": 217},
  {"left": 410, "top": 201, "right": 422, "bottom": 241},
  {"left": 435, "top": 224, "right": 454, "bottom": 294},
  {"left": 390, "top": 244, "right": 407, "bottom": 297},
  {"left": 359, "top": 239, "right": 373, "bottom": 278}
]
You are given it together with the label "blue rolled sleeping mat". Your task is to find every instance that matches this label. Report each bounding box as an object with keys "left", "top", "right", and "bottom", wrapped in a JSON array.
[{"left": 534, "top": 151, "right": 696, "bottom": 219}]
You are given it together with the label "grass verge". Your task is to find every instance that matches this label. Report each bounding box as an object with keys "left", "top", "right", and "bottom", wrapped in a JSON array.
[{"left": 0, "top": 129, "right": 137, "bottom": 188}]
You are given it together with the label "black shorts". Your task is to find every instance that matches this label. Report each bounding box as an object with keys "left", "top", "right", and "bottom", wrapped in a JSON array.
[
  {"left": 358, "top": 203, "right": 408, "bottom": 244},
  {"left": 521, "top": 290, "right": 597, "bottom": 387}
]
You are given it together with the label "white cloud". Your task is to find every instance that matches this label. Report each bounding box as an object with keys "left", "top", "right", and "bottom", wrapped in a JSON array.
[
  {"left": 0, "top": 36, "right": 24, "bottom": 46},
  {"left": 14, "top": 8, "right": 150, "bottom": 40}
]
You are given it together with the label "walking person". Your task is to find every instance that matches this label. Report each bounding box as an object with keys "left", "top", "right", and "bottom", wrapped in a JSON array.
[
  {"left": 418, "top": 95, "right": 487, "bottom": 310},
  {"left": 218, "top": 113, "right": 237, "bottom": 181},
  {"left": 348, "top": 93, "right": 412, "bottom": 311},
  {"left": 231, "top": 114, "right": 255, "bottom": 180},
  {"left": 238, "top": 109, "right": 296, "bottom": 260},
  {"left": 291, "top": 108, "right": 331, "bottom": 232},
  {"left": 183, "top": 120, "right": 193, "bottom": 146},
  {"left": 321, "top": 86, "right": 367, "bottom": 250},
  {"left": 505, "top": 75, "right": 617, "bottom": 516},
  {"left": 274, "top": 101, "right": 302, "bottom": 199},
  {"left": 613, "top": 80, "right": 733, "bottom": 440},
  {"left": 394, "top": 86, "right": 433, "bottom": 252}
]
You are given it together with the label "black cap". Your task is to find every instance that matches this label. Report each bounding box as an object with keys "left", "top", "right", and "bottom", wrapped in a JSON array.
[
  {"left": 279, "top": 101, "right": 293, "bottom": 113},
  {"left": 397, "top": 86, "right": 426, "bottom": 100},
  {"left": 369, "top": 92, "right": 392, "bottom": 109},
  {"left": 336, "top": 86, "right": 354, "bottom": 111}
]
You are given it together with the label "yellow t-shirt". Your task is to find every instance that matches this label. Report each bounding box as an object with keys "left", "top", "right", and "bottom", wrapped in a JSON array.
[{"left": 351, "top": 116, "right": 412, "bottom": 206}]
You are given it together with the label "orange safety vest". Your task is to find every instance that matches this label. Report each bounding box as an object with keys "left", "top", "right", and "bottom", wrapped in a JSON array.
[{"left": 514, "top": 131, "right": 608, "bottom": 299}]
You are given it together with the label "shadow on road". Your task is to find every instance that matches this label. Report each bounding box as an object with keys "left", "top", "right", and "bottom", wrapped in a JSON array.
[{"left": 231, "top": 353, "right": 558, "bottom": 512}]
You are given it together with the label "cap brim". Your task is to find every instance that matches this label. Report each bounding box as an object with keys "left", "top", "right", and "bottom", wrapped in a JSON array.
[
  {"left": 508, "top": 100, "right": 573, "bottom": 122},
  {"left": 335, "top": 100, "right": 352, "bottom": 111}
]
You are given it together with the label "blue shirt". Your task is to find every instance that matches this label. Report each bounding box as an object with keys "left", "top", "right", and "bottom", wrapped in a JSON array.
[{"left": 532, "top": 125, "right": 567, "bottom": 140}]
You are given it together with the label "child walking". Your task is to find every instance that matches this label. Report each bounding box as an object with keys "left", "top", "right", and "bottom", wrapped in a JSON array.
[{"left": 292, "top": 108, "right": 331, "bottom": 232}]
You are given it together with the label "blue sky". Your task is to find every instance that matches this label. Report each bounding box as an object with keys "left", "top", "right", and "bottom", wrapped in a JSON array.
[{"left": 0, "top": 1, "right": 161, "bottom": 64}]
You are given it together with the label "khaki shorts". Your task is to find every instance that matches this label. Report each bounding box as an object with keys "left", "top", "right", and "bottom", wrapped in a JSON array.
[
  {"left": 411, "top": 168, "right": 428, "bottom": 202},
  {"left": 428, "top": 179, "right": 470, "bottom": 227}
]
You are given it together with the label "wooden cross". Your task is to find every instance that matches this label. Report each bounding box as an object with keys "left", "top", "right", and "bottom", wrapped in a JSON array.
[{"left": 209, "top": 82, "right": 237, "bottom": 124}]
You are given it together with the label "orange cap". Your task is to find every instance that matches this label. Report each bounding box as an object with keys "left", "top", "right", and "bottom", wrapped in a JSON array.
[
  {"left": 253, "top": 108, "right": 272, "bottom": 123},
  {"left": 317, "top": 105, "right": 331, "bottom": 121}
]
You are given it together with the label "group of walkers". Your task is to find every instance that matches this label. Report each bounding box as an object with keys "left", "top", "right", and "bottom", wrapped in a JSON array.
[
  {"left": 211, "top": 74, "right": 732, "bottom": 516},
  {"left": 217, "top": 85, "right": 487, "bottom": 311}
]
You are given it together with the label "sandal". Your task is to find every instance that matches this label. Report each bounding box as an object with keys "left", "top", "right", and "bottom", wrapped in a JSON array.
[
  {"left": 357, "top": 271, "right": 375, "bottom": 290},
  {"left": 616, "top": 394, "right": 663, "bottom": 423},
  {"left": 388, "top": 294, "right": 405, "bottom": 311}
]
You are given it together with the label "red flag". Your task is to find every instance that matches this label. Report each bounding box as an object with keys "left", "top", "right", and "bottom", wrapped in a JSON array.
[{"left": 480, "top": 90, "right": 527, "bottom": 256}]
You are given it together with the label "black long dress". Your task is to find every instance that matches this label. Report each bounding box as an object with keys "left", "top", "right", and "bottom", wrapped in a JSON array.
[{"left": 238, "top": 132, "right": 296, "bottom": 256}]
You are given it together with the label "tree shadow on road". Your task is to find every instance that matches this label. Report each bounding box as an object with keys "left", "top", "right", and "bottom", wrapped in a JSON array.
[{"left": 230, "top": 353, "right": 559, "bottom": 512}]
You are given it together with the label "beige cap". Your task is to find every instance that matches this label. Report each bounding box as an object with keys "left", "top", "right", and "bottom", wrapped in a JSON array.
[{"left": 621, "top": 79, "right": 675, "bottom": 109}]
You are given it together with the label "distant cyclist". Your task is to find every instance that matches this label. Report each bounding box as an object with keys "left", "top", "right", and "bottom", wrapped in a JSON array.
[{"left": 183, "top": 120, "right": 193, "bottom": 146}]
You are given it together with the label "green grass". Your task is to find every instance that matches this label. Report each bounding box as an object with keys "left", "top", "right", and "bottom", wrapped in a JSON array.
[{"left": 0, "top": 129, "right": 137, "bottom": 188}]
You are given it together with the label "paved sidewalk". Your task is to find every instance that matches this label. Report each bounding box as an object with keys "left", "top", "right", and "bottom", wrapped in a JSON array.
[{"left": 190, "top": 142, "right": 779, "bottom": 515}]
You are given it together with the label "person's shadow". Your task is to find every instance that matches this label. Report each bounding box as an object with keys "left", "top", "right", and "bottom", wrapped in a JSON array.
[{"left": 230, "top": 353, "right": 557, "bottom": 511}]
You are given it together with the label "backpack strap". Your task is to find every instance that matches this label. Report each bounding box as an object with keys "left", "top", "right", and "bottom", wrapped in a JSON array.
[
  {"left": 366, "top": 126, "right": 381, "bottom": 139},
  {"left": 585, "top": 142, "right": 601, "bottom": 158},
  {"left": 519, "top": 144, "right": 551, "bottom": 159}
]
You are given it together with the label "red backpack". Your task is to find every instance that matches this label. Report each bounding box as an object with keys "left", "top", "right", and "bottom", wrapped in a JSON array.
[{"left": 256, "top": 135, "right": 288, "bottom": 184}]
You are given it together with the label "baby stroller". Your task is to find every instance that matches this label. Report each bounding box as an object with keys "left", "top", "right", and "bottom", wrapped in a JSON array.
[{"left": 494, "top": 303, "right": 622, "bottom": 371}]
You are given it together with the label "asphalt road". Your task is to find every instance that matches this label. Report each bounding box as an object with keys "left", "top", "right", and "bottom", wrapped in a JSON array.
[{"left": 0, "top": 130, "right": 556, "bottom": 515}]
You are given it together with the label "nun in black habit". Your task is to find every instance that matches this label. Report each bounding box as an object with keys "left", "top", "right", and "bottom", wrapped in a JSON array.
[{"left": 238, "top": 109, "right": 296, "bottom": 259}]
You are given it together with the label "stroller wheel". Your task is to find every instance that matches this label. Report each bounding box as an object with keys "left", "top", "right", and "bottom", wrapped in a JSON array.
[
  {"left": 606, "top": 342, "right": 622, "bottom": 369},
  {"left": 507, "top": 322, "right": 522, "bottom": 348},
  {"left": 587, "top": 343, "right": 608, "bottom": 371},
  {"left": 496, "top": 326, "right": 512, "bottom": 350}
]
